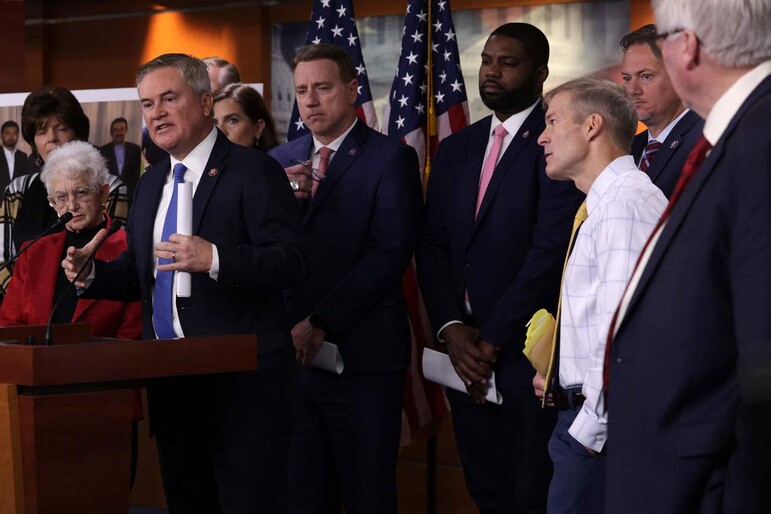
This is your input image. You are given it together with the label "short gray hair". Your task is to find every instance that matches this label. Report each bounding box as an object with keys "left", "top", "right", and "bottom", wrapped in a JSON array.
[
  {"left": 136, "top": 53, "right": 211, "bottom": 96},
  {"left": 653, "top": 0, "right": 771, "bottom": 67},
  {"left": 41, "top": 141, "right": 109, "bottom": 193},
  {"left": 544, "top": 77, "right": 638, "bottom": 151}
]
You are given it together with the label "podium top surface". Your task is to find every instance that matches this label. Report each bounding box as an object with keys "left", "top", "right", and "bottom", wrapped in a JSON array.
[{"left": 0, "top": 325, "right": 258, "bottom": 387}]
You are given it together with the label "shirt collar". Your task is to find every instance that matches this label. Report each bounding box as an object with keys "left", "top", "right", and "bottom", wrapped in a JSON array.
[
  {"left": 704, "top": 60, "right": 771, "bottom": 145},
  {"left": 489, "top": 98, "right": 540, "bottom": 138},
  {"left": 649, "top": 108, "right": 690, "bottom": 143},
  {"left": 585, "top": 155, "right": 637, "bottom": 215},
  {"left": 170, "top": 126, "right": 218, "bottom": 177},
  {"left": 312, "top": 118, "right": 358, "bottom": 155}
]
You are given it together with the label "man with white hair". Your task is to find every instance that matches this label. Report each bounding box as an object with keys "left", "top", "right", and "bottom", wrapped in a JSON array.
[{"left": 605, "top": 0, "right": 771, "bottom": 512}]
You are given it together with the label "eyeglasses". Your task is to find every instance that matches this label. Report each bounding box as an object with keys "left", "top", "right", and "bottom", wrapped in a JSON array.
[
  {"left": 48, "top": 186, "right": 96, "bottom": 207},
  {"left": 290, "top": 159, "right": 326, "bottom": 183},
  {"left": 654, "top": 28, "right": 685, "bottom": 43}
]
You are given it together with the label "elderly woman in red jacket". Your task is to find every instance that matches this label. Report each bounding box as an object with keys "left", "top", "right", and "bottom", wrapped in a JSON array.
[{"left": 0, "top": 140, "right": 142, "bottom": 485}]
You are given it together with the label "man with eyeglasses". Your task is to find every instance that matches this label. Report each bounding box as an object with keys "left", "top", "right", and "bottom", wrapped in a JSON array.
[
  {"left": 605, "top": 0, "right": 771, "bottom": 512},
  {"left": 619, "top": 24, "right": 704, "bottom": 199},
  {"left": 269, "top": 44, "right": 422, "bottom": 514}
]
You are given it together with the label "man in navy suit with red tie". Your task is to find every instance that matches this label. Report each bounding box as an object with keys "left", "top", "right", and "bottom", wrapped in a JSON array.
[
  {"left": 269, "top": 44, "right": 422, "bottom": 514},
  {"left": 619, "top": 24, "right": 704, "bottom": 199},
  {"left": 606, "top": 0, "right": 771, "bottom": 511},
  {"left": 417, "top": 23, "right": 583, "bottom": 513}
]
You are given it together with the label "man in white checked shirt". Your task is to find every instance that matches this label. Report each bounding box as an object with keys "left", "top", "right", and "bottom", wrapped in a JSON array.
[{"left": 533, "top": 77, "right": 667, "bottom": 513}]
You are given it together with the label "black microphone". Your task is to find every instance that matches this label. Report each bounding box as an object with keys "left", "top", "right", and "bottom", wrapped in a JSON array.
[
  {"left": 44, "top": 220, "right": 123, "bottom": 346},
  {"left": 0, "top": 212, "right": 73, "bottom": 274}
]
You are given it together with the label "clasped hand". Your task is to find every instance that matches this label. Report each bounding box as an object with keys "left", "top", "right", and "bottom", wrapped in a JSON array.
[{"left": 442, "top": 323, "right": 498, "bottom": 403}]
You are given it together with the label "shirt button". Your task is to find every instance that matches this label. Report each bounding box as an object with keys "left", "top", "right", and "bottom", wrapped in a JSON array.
[{"left": 616, "top": 357, "right": 622, "bottom": 363}]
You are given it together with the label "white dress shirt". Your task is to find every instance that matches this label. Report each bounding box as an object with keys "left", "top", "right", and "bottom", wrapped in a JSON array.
[
  {"left": 152, "top": 127, "right": 220, "bottom": 338},
  {"left": 560, "top": 156, "right": 667, "bottom": 452},
  {"left": 3, "top": 146, "right": 15, "bottom": 178}
]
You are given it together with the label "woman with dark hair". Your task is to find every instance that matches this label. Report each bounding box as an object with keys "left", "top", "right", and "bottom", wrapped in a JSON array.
[
  {"left": 0, "top": 87, "right": 128, "bottom": 296},
  {"left": 213, "top": 83, "right": 279, "bottom": 151}
]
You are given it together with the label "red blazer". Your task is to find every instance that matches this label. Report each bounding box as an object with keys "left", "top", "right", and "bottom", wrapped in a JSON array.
[{"left": 0, "top": 227, "right": 142, "bottom": 340}]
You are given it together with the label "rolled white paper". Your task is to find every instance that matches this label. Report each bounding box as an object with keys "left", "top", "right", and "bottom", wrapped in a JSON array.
[{"left": 176, "top": 182, "right": 193, "bottom": 297}]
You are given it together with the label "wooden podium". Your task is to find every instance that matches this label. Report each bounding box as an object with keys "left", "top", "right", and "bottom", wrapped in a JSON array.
[{"left": 0, "top": 323, "right": 257, "bottom": 514}]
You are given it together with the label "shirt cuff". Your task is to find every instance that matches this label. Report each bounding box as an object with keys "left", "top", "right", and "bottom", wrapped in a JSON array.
[
  {"left": 75, "top": 262, "right": 96, "bottom": 296},
  {"left": 568, "top": 405, "right": 608, "bottom": 453},
  {"left": 209, "top": 244, "right": 219, "bottom": 281},
  {"left": 437, "top": 320, "right": 463, "bottom": 343}
]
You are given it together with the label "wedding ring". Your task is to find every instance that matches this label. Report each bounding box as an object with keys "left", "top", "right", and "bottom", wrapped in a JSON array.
[
  {"left": 171, "top": 251, "right": 176, "bottom": 262},
  {"left": 290, "top": 180, "right": 300, "bottom": 191}
]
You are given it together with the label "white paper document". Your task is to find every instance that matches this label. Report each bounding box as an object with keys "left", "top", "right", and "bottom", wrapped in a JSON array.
[
  {"left": 176, "top": 182, "right": 193, "bottom": 297},
  {"left": 310, "top": 341, "right": 344, "bottom": 374},
  {"left": 422, "top": 348, "right": 503, "bottom": 404}
]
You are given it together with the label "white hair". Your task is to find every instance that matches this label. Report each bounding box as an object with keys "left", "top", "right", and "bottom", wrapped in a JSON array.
[
  {"left": 653, "top": 0, "right": 771, "bottom": 68},
  {"left": 41, "top": 140, "right": 109, "bottom": 194}
]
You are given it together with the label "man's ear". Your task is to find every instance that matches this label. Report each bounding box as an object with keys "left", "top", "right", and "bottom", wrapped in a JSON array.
[
  {"left": 584, "top": 113, "right": 604, "bottom": 142},
  {"left": 682, "top": 29, "right": 701, "bottom": 71}
]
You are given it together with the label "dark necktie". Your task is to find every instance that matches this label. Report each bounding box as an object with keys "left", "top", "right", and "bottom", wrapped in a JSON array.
[
  {"left": 543, "top": 201, "right": 588, "bottom": 405},
  {"left": 153, "top": 162, "right": 187, "bottom": 339},
  {"left": 639, "top": 140, "right": 662, "bottom": 173},
  {"left": 603, "top": 135, "right": 713, "bottom": 395}
]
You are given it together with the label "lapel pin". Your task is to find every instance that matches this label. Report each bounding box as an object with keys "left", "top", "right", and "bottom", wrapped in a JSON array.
[
  {"left": 670, "top": 140, "right": 680, "bottom": 149},
  {"left": 208, "top": 168, "right": 218, "bottom": 176},
  {"left": 348, "top": 147, "right": 359, "bottom": 156},
  {"left": 522, "top": 130, "right": 530, "bottom": 138}
]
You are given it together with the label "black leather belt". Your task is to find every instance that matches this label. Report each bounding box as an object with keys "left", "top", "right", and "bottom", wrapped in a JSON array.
[{"left": 555, "top": 387, "right": 585, "bottom": 410}]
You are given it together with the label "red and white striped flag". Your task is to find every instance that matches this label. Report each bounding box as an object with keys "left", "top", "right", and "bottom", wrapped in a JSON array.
[
  {"left": 385, "top": 0, "right": 470, "bottom": 445},
  {"left": 287, "top": 0, "right": 378, "bottom": 141}
]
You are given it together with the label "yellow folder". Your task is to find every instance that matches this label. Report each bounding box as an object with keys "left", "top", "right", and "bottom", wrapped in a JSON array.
[{"left": 522, "top": 309, "right": 555, "bottom": 375}]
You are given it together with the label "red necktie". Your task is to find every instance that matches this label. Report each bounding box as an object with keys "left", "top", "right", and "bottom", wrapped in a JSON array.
[
  {"left": 311, "top": 146, "right": 332, "bottom": 198},
  {"left": 603, "top": 135, "right": 713, "bottom": 395},
  {"left": 639, "top": 140, "right": 662, "bottom": 173}
]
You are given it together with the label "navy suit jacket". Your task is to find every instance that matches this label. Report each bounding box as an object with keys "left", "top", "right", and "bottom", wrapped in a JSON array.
[
  {"left": 607, "top": 76, "right": 771, "bottom": 513},
  {"left": 0, "top": 149, "right": 28, "bottom": 193},
  {"left": 631, "top": 109, "right": 704, "bottom": 198},
  {"left": 100, "top": 141, "right": 142, "bottom": 198},
  {"left": 89, "top": 130, "right": 306, "bottom": 356},
  {"left": 269, "top": 119, "right": 423, "bottom": 374},
  {"left": 416, "top": 106, "right": 584, "bottom": 390}
]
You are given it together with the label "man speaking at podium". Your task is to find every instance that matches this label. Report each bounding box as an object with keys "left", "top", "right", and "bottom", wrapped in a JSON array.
[{"left": 62, "top": 53, "right": 307, "bottom": 514}]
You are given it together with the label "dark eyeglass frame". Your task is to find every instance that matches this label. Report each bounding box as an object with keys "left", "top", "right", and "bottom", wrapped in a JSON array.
[
  {"left": 653, "top": 28, "right": 685, "bottom": 43},
  {"left": 290, "top": 159, "right": 326, "bottom": 183}
]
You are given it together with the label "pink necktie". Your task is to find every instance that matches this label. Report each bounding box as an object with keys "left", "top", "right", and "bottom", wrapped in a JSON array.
[
  {"left": 476, "top": 125, "right": 508, "bottom": 217},
  {"left": 311, "top": 146, "right": 333, "bottom": 198}
]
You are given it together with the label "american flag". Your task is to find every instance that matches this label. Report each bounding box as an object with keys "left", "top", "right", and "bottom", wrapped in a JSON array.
[
  {"left": 384, "top": 0, "right": 470, "bottom": 177},
  {"left": 287, "top": 0, "right": 378, "bottom": 141},
  {"left": 386, "top": 0, "right": 470, "bottom": 445}
]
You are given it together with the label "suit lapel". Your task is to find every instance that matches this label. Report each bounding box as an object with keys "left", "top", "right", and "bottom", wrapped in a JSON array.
[
  {"left": 305, "top": 121, "right": 367, "bottom": 221},
  {"left": 474, "top": 106, "right": 543, "bottom": 228},
  {"left": 647, "top": 112, "right": 700, "bottom": 186},
  {"left": 192, "top": 132, "right": 229, "bottom": 233},
  {"left": 623, "top": 78, "right": 771, "bottom": 321},
  {"left": 456, "top": 119, "right": 490, "bottom": 247}
]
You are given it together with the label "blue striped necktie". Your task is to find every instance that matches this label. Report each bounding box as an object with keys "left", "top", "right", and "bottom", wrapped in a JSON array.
[{"left": 153, "top": 162, "right": 187, "bottom": 339}]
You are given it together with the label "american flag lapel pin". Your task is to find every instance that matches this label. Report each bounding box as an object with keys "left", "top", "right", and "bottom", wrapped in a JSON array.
[
  {"left": 670, "top": 140, "right": 680, "bottom": 149},
  {"left": 208, "top": 168, "right": 218, "bottom": 176},
  {"left": 522, "top": 130, "right": 530, "bottom": 139}
]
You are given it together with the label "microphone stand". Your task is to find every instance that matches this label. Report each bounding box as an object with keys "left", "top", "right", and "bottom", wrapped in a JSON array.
[
  {"left": 0, "top": 212, "right": 73, "bottom": 274},
  {"left": 44, "top": 220, "right": 123, "bottom": 346}
]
